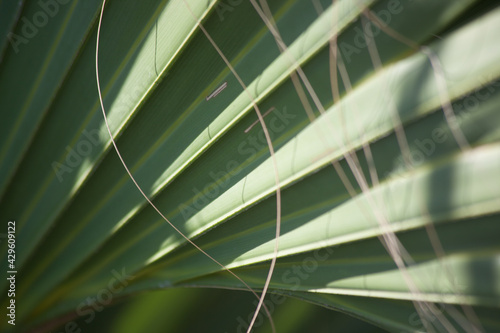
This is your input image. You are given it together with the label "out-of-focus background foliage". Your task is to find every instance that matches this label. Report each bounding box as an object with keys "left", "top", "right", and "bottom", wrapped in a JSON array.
[{"left": 65, "top": 288, "right": 387, "bottom": 333}]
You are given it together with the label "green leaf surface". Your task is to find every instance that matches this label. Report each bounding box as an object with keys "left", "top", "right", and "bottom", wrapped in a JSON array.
[{"left": 0, "top": 0, "right": 499, "bottom": 332}]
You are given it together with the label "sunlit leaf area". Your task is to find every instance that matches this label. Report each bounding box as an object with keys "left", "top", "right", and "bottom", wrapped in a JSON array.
[{"left": 1, "top": 0, "right": 499, "bottom": 332}]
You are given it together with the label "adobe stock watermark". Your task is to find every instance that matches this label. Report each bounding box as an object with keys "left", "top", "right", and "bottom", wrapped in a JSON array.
[
  {"left": 215, "top": 0, "right": 243, "bottom": 22},
  {"left": 51, "top": 128, "right": 104, "bottom": 183},
  {"left": 178, "top": 106, "right": 295, "bottom": 221},
  {"left": 230, "top": 246, "right": 337, "bottom": 333},
  {"left": 339, "top": 0, "right": 406, "bottom": 64},
  {"left": 8, "top": 0, "right": 72, "bottom": 54},
  {"left": 53, "top": 268, "right": 134, "bottom": 333},
  {"left": 386, "top": 76, "right": 500, "bottom": 180},
  {"left": 400, "top": 303, "right": 447, "bottom": 333},
  {"left": 52, "top": 69, "right": 158, "bottom": 183}
]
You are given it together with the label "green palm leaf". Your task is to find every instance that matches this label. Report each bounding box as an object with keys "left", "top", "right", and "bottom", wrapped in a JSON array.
[{"left": 1, "top": 0, "right": 499, "bottom": 332}]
